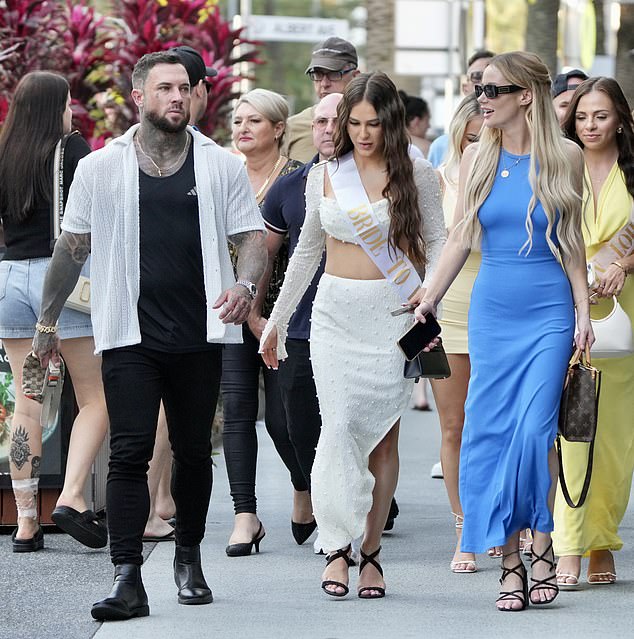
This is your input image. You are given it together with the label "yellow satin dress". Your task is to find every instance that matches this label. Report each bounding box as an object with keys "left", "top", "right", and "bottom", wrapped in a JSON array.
[
  {"left": 437, "top": 165, "right": 481, "bottom": 354},
  {"left": 553, "top": 162, "right": 634, "bottom": 556}
]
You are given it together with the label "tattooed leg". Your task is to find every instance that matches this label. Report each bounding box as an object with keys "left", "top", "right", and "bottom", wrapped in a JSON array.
[
  {"left": 10, "top": 424, "right": 32, "bottom": 471},
  {"left": 13, "top": 478, "right": 39, "bottom": 520},
  {"left": 31, "top": 456, "right": 41, "bottom": 478}
]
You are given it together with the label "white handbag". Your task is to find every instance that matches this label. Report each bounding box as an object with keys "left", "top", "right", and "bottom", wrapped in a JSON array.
[
  {"left": 64, "top": 276, "right": 91, "bottom": 314},
  {"left": 591, "top": 296, "right": 634, "bottom": 358}
]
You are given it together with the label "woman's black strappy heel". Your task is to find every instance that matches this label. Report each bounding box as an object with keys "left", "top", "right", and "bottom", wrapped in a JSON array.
[
  {"left": 529, "top": 540, "right": 559, "bottom": 605},
  {"left": 321, "top": 545, "right": 354, "bottom": 597},
  {"left": 497, "top": 551, "right": 528, "bottom": 612},
  {"left": 357, "top": 547, "right": 386, "bottom": 599}
]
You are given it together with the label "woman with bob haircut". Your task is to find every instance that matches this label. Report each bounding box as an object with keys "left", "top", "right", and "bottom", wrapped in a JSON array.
[
  {"left": 554, "top": 77, "right": 634, "bottom": 589},
  {"left": 0, "top": 71, "right": 108, "bottom": 552},
  {"left": 260, "top": 72, "right": 445, "bottom": 598},
  {"left": 415, "top": 51, "right": 593, "bottom": 611},
  {"left": 222, "top": 88, "right": 305, "bottom": 556}
]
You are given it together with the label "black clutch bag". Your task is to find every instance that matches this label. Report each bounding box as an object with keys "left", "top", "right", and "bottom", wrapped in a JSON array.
[{"left": 404, "top": 339, "right": 451, "bottom": 381}]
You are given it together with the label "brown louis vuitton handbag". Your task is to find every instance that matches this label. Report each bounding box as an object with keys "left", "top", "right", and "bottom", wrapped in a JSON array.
[{"left": 556, "top": 346, "right": 601, "bottom": 509}]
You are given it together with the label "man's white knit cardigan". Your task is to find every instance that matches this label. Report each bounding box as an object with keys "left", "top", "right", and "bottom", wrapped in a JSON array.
[{"left": 61, "top": 124, "right": 264, "bottom": 354}]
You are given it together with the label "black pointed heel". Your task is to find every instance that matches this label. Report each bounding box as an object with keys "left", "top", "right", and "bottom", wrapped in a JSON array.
[
  {"left": 225, "top": 522, "right": 265, "bottom": 557},
  {"left": 497, "top": 551, "right": 528, "bottom": 612},
  {"left": 291, "top": 519, "right": 317, "bottom": 545},
  {"left": 383, "top": 498, "right": 399, "bottom": 532},
  {"left": 529, "top": 540, "right": 559, "bottom": 605},
  {"left": 321, "top": 544, "right": 354, "bottom": 597},
  {"left": 357, "top": 546, "right": 386, "bottom": 599}
]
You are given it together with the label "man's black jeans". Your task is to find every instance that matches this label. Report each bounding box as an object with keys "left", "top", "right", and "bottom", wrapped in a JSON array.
[
  {"left": 277, "top": 339, "right": 322, "bottom": 491},
  {"left": 101, "top": 345, "right": 221, "bottom": 565}
]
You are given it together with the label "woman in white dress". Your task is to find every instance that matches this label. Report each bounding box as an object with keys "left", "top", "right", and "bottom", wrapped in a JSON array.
[{"left": 260, "top": 72, "right": 445, "bottom": 598}]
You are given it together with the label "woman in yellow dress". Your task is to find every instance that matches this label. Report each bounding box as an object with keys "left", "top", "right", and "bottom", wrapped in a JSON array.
[
  {"left": 553, "top": 77, "right": 634, "bottom": 588},
  {"left": 431, "top": 93, "right": 484, "bottom": 572}
]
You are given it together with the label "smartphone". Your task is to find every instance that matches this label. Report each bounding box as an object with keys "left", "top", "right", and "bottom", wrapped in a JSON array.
[
  {"left": 390, "top": 304, "right": 415, "bottom": 317},
  {"left": 397, "top": 314, "right": 442, "bottom": 361}
]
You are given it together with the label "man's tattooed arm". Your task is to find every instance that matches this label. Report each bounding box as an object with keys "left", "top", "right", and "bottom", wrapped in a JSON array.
[
  {"left": 231, "top": 230, "right": 267, "bottom": 284},
  {"left": 33, "top": 231, "right": 91, "bottom": 363},
  {"left": 213, "top": 230, "right": 266, "bottom": 325}
]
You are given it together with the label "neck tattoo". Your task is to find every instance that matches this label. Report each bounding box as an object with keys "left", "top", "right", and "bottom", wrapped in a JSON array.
[
  {"left": 253, "top": 155, "right": 284, "bottom": 201},
  {"left": 500, "top": 151, "right": 527, "bottom": 178},
  {"left": 137, "top": 134, "right": 189, "bottom": 177}
]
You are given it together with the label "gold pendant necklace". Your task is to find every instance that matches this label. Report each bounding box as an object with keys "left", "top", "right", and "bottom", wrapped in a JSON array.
[
  {"left": 500, "top": 151, "right": 527, "bottom": 178},
  {"left": 254, "top": 155, "right": 284, "bottom": 201},
  {"left": 137, "top": 135, "right": 189, "bottom": 177}
]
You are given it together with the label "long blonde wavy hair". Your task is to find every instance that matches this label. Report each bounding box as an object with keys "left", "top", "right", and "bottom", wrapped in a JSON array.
[
  {"left": 460, "top": 51, "right": 584, "bottom": 263},
  {"left": 444, "top": 93, "right": 482, "bottom": 189}
]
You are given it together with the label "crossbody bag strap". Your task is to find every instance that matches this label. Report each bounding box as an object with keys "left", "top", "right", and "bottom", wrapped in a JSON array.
[
  {"left": 50, "top": 131, "right": 79, "bottom": 249},
  {"left": 556, "top": 370, "right": 602, "bottom": 509},
  {"left": 327, "top": 153, "right": 422, "bottom": 303}
]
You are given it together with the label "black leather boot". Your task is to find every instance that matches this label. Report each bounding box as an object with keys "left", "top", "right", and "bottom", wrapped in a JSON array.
[
  {"left": 91, "top": 564, "right": 150, "bottom": 621},
  {"left": 174, "top": 545, "right": 213, "bottom": 605}
]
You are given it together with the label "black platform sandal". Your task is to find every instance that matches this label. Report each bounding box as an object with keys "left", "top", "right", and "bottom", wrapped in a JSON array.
[
  {"left": 496, "top": 551, "right": 528, "bottom": 612},
  {"left": 357, "top": 547, "right": 386, "bottom": 599},
  {"left": 321, "top": 545, "right": 354, "bottom": 598},
  {"left": 529, "top": 540, "right": 559, "bottom": 605}
]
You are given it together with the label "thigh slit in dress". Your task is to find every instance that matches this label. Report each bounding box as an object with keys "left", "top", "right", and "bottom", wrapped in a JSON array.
[{"left": 261, "top": 161, "right": 446, "bottom": 552}]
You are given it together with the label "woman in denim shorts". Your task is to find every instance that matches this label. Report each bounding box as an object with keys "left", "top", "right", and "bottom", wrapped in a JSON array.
[{"left": 0, "top": 72, "right": 108, "bottom": 552}]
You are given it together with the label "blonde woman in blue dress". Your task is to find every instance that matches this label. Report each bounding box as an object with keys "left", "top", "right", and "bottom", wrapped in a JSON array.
[
  {"left": 260, "top": 72, "right": 445, "bottom": 598},
  {"left": 415, "top": 52, "right": 593, "bottom": 610}
]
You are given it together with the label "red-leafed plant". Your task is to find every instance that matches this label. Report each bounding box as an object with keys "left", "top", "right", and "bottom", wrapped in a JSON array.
[{"left": 0, "top": 0, "right": 261, "bottom": 145}]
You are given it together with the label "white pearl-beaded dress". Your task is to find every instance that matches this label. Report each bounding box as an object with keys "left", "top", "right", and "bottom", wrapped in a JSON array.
[{"left": 261, "top": 159, "right": 445, "bottom": 551}]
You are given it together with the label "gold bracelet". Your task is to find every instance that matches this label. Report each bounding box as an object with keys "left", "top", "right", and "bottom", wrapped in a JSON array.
[
  {"left": 611, "top": 261, "right": 627, "bottom": 275},
  {"left": 35, "top": 322, "right": 57, "bottom": 334}
]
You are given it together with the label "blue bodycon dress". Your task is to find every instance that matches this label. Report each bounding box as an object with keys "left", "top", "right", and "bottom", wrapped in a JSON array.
[{"left": 459, "top": 149, "right": 575, "bottom": 553}]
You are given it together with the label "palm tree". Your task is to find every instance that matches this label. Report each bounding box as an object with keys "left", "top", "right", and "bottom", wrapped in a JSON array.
[
  {"left": 525, "top": 0, "right": 560, "bottom": 75},
  {"left": 615, "top": 3, "right": 634, "bottom": 106},
  {"left": 365, "top": 0, "right": 394, "bottom": 72}
]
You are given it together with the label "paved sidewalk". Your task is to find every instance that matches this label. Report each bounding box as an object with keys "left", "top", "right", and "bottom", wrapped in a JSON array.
[{"left": 2, "top": 399, "right": 633, "bottom": 639}]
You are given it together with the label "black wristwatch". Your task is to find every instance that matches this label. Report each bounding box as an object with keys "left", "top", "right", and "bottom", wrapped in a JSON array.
[{"left": 236, "top": 279, "right": 257, "bottom": 299}]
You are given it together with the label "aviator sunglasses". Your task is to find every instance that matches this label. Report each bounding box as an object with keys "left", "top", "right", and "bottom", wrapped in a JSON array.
[{"left": 474, "top": 84, "right": 523, "bottom": 99}]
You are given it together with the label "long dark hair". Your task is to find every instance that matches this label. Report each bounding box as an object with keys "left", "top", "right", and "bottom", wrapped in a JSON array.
[
  {"left": 398, "top": 90, "right": 430, "bottom": 126},
  {"left": 0, "top": 71, "right": 69, "bottom": 223},
  {"left": 334, "top": 72, "right": 426, "bottom": 268},
  {"left": 563, "top": 76, "right": 634, "bottom": 199}
]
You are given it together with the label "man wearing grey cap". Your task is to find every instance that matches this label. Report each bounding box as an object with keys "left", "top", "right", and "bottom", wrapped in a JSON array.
[
  {"left": 286, "top": 37, "right": 360, "bottom": 162},
  {"left": 552, "top": 68, "right": 588, "bottom": 126},
  {"left": 171, "top": 45, "right": 218, "bottom": 125}
]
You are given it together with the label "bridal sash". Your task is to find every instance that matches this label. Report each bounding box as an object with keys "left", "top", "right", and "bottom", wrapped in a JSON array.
[{"left": 327, "top": 153, "right": 422, "bottom": 303}]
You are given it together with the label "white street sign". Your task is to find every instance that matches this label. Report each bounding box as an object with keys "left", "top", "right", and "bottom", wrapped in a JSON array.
[{"left": 247, "top": 15, "right": 349, "bottom": 43}]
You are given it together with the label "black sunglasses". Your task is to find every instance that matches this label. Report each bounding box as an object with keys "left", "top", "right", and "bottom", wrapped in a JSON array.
[{"left": 474, "top": 84, "right": 523, "bottom": 99}]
